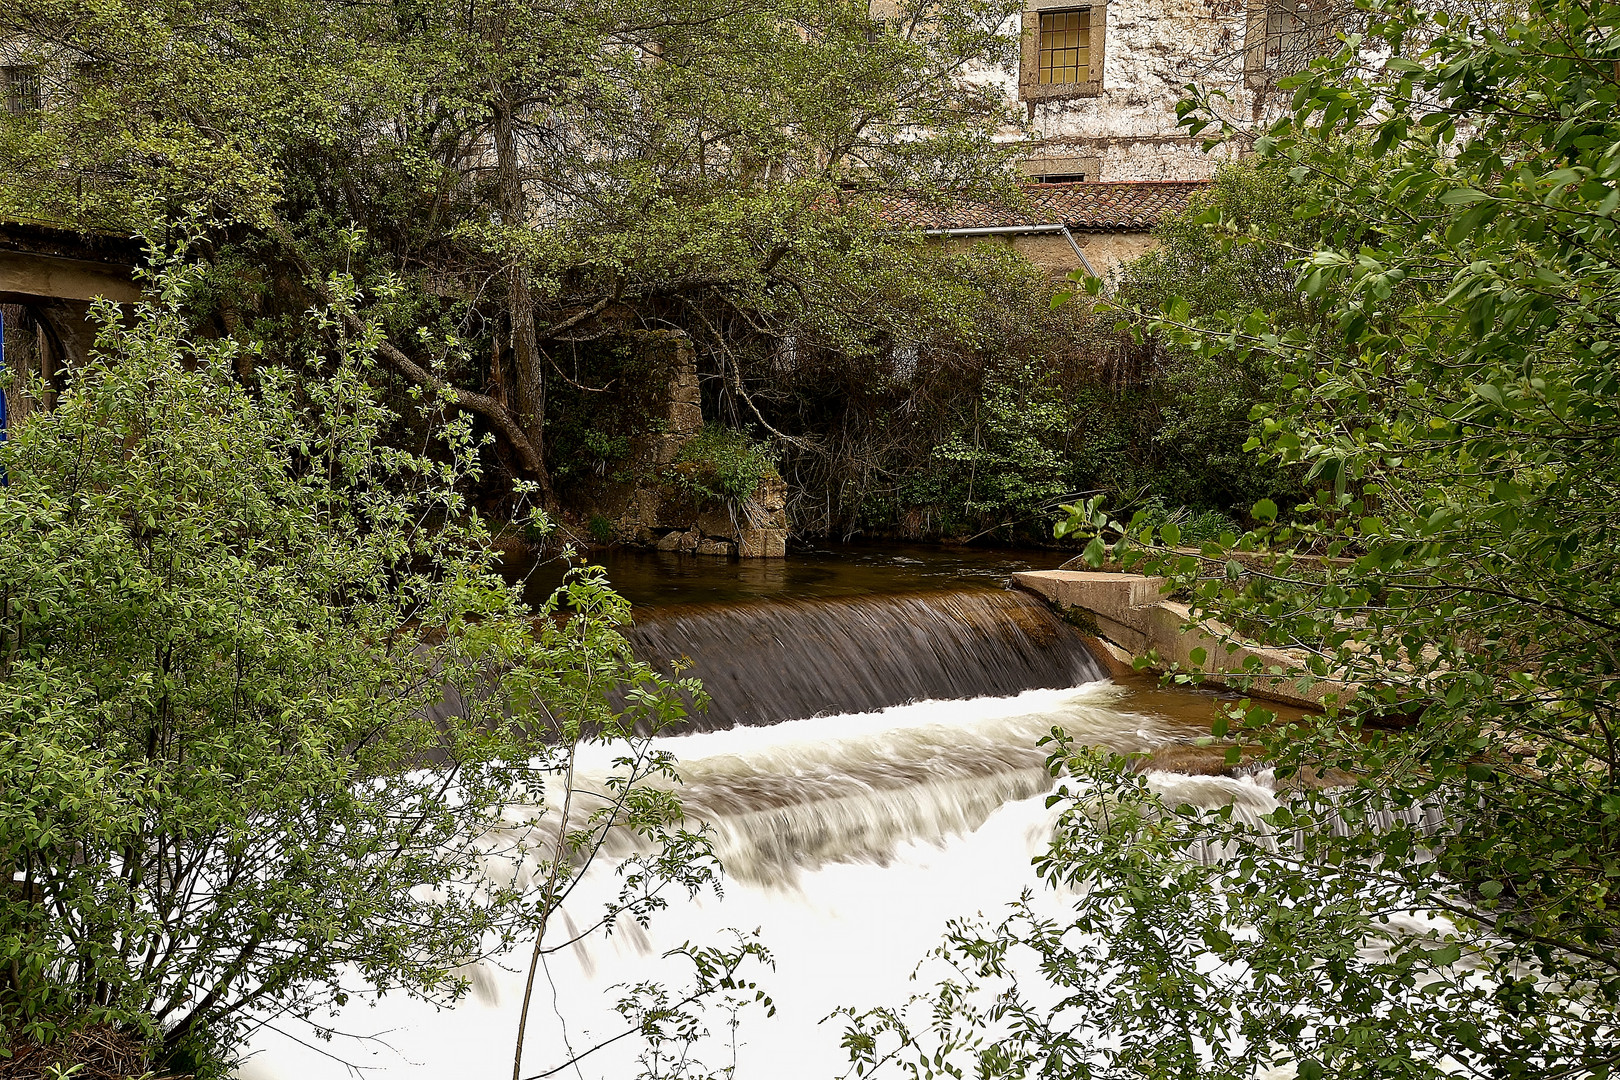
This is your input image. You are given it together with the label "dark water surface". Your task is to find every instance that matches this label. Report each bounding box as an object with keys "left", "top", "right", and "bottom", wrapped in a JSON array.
[
  {"left": 504, "top": 540, "right": 1302, "bottom": 734},
  {"left": 504, "top": 541, "right": 1070, "bottom": 610}
]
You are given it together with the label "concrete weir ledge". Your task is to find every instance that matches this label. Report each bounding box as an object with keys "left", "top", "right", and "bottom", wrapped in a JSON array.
[{"left": 1012, "top": 570, "right": 1348, "bottom": 710}]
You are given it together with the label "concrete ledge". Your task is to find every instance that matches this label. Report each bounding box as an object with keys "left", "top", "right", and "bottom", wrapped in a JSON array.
[
  {"left": 1013, "top": 570, "right": 1351, "bottom": 710},
  {"left": 0, "top": 250, "right": 138, "bottom": 303}
]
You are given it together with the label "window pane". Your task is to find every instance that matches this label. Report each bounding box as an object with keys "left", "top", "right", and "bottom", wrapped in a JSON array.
[
  {"left": 4, "top": 66, "right": 42, "bottom": 116},
  {"left": 1037, "top": 8, "right": 1093, "bottom": 87}
]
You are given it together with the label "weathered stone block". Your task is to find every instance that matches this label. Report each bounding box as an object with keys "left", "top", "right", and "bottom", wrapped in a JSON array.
[
  {"left": 1009, "top": 570, "right": 1167, "bottom": 633},
  {"left": 737, "top": 527, "right": 788, "bottom": 559},
  {"left": 696, "top": 538, "right": 734, "bottom": 556},
  {"left": 646, "top": 433, "right": 688, "bottom": 467},
  {"left": 758, "top": 476, "right": 787, "bottom": 514},
  {"left": 695, "top": 508, "right": 737, "bottom": 539},
  {"left": 1012, "top": 570, "right": 1355, "bottom": 710},
  {"left": 668, "top": 401, "right": 704, "bottom": 435}
]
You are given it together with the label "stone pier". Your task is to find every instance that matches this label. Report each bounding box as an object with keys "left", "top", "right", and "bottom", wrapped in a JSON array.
[{"left": 598, "top": 330, "right": 789, "bottom": 558}]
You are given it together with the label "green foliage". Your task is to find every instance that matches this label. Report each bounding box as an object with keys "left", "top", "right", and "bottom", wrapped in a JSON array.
[
  {"left": 548, "top": 336, "right": 670, "bottom": 493},
  {"left": 1126, "top": 497, "right": 1240, "bottom": 547},
  {"left": 814, "top": 200, "right": 1311, "bottom": 541},
  {"left": 0, "top": 0, "right": 1025, "bottom": 495},
  {"left": 668, "top": 425, "right": 778, "bottom": 505},
  {"left": 0, "top": 252, "right": 716, "bottom": 1074},
  {"left": 1059, "top": 159, "right": 1322, "bottom": 517},
  {"left": 844, "top": 741, "right": 1610, "bottom": 1079},
  {"left": 853, "top": 0, "right": 1620, "bottom": 1074},
  {"left": 890, "top": 357, "right": 1076, "bottom": 536},
  {"left": 780, "top": 242, "right": 1109, "bottom": 540}
]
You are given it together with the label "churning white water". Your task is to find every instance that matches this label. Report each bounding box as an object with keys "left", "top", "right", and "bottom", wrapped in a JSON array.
[{"left": 235, "top": 682, "right": 1265, "bottom": 1080}]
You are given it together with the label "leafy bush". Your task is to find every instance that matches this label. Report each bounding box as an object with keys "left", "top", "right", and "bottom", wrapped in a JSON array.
[
  {"left": 859, "top": 1, "right": 1620, "bottom": 1074},
  {"left": 753, "top": 194, "right": 1313, "bottom": 541},
  {"left": 1127, "top": 497, "right": 1239, "bottom": 546},
  {"left": 667, "top": 424, "right": 777, "bottom": 505},
  {"left": 0, "top": 256, "right": 712, "bottom": 1075}
]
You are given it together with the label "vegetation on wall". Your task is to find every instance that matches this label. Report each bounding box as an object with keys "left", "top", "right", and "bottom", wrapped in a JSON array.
[{"left": 669, "top": 425, "right": 780, "bottom": 506}]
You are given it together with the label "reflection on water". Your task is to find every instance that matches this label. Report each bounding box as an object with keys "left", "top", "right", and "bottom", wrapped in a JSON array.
[{"left": 503, "top": 541, "right": 1068, "bottom": 609}]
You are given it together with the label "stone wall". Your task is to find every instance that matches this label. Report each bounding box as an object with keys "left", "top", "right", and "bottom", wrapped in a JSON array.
[
  {"left": 943, "top": 229, "right": 1158, "bottom": 280},
  {"left": 1012, "top": 569, "right": 1353, "bottom": 708},
  {"left": 610, "top": 477, "right": 789, "bottom": 559},
  {"left": 1025, "top": 0, "right": 1257, "bottom": 182},
  {"left": 588, "top": 330, "right": 790, "bottom": 559},
  {"left": 983, "top": 0, "right": 1302, "bottom": 182},
  {"left": 633, "top": 330, "right": 704, "bottom": 466}
]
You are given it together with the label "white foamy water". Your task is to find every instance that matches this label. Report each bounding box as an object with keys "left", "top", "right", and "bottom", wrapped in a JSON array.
[{"left": 234, "top": 682, "right": 1234, "bottom": 1080}]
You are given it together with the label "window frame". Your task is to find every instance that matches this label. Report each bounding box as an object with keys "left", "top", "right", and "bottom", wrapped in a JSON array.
[
  {"left": 1243, "top": 0, "right": 1338, "bottom": 87},
  {"left": 1020, "top": 0, "right": 1106, "bottom": 103},
  {"left": 3, "top": 65, "right": 43, "bottom": 118}
]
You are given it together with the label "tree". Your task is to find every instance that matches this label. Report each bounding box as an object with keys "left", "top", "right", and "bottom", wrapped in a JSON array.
[
  {"left": 842, "top": 0, "right": 1620, "bottom": 1075},
  {"left": 1085, "top": 158, "right": 1324, "bottom": 516},
  {"left": 0, "top": 0, "right": 1021, "bottom": 501},
  {"left": 0, "top": 245, "right": 725, "bottom": 1077}
]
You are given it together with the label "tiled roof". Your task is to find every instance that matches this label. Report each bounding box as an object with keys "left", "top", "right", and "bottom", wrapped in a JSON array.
[{"left": 870, "top": 180, "right": 1209, "bottom": 232}]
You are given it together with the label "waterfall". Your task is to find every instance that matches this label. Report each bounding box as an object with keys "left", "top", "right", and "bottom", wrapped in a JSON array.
[
  {"left": 236, "top": 682, "right": 1258, "bottom": 1080},
  {"left": 625, "top": 587, "right": 1106, "bottom": 729},
  {"left": 237, "top": 589, "right": 1391, "bottom": 1080}
]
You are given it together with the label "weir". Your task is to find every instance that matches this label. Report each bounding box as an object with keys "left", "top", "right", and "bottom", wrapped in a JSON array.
[
  {"left": 623, "top": 586, "right": 1108, "bottom": 729},
  {"left": 239, "top": 563, "right": 1326, "bottom": 1080}
]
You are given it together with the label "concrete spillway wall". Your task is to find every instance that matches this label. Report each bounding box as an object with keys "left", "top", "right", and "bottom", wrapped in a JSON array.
[{"left": 1011, "top": 569, "right": 1351, "bottom": 710}]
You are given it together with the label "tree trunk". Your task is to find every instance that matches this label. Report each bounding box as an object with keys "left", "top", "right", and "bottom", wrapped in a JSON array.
[
  {"left": 492, "top": 91, "right": 556, "bottom": 508},
  {"left": 262, "top": 215, "right": 551, "bottom": 490}
]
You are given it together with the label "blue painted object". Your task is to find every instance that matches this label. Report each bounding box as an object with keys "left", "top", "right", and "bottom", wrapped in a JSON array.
[
  {"left": 0, "top": 307, "right": 8, "bottom": 438},
  {"left": 0, "top": 308, "right": 9, "bottom": 484}
]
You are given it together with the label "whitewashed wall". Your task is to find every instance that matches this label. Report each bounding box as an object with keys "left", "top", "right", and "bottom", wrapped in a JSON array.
[{"left": 977, "top": 0, "right": 1293, "bottom": 181}]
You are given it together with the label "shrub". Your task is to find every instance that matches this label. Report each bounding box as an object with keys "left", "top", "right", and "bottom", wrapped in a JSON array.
[
  {"left": 667, "top": 424, "right": 777, "bottom": 505},
  {"left": 0, "top": 255, "right": 710, "bottom": 1075}
]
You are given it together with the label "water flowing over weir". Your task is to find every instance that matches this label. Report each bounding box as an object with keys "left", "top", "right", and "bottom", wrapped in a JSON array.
[
  {"left": 238, "top": 684, "right": 1256, "bottom": 1080},
  {"left": 624, "top": 587, "right": 1107, "bottom": 728},
  {"left": 237, "top": 575, "right": 1314, "bottom": 1080}
]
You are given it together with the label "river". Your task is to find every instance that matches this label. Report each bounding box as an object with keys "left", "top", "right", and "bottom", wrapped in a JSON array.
[{"left": 237, "top": 546, "right": 1287, "bottom": 1079}]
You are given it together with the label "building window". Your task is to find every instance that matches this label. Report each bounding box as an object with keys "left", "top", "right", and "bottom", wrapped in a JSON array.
[
  {"left": 1038, "top": 10, "right": 1090, "bottom": 86},
  {"left": 4, "top": 66, "right": 42, "bottom": 117},
  {"left": 1020, "top": 152, "right": 1101, "bottom": 182},
  {"left": 1245, "top": 0, "right": 1338, "bottom": 86},
  {"left": 1020, "top": 2, "right": 1105, "bottom": 103}
]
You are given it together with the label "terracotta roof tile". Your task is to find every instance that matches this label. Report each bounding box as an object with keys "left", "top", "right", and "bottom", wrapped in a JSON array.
[{"left": 869, "top": 180, "right": 1209, "bottom": 232}]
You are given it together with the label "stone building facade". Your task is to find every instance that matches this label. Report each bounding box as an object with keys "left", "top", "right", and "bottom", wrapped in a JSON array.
[{"left": 1000, "top": 0, "right": 1340, "bottom": 182}]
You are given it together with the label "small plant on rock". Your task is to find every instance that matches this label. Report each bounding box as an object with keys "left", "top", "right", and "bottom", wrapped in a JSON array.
[{"left": 666, "top": 425, "right": 777, "bottom": 506}]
